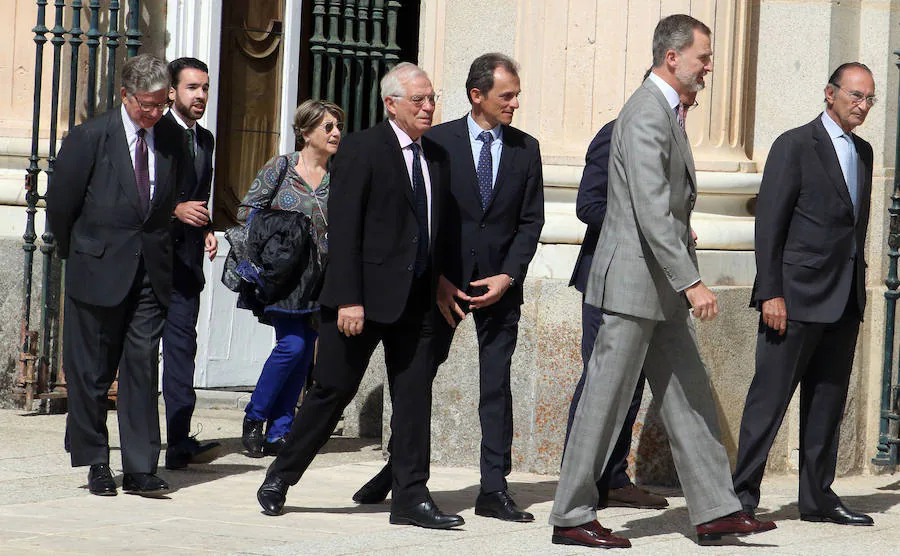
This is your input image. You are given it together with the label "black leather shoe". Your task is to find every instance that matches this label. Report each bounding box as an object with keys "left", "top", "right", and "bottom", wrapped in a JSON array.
[
  {"left": 122, "top": 473, "right": 170, "bottom": 497},
  {"left": 390, "top": 498, "right": 465, "bottom": 529},
  {"left": 257, "top": 475, "right": 289, "bottom": 516},
  {"left": 801, "top": 503, "right": 874, "bottom": 526},
  {"left": 242, "top": 416, "right": 266, "bottom": 458},
  {"left": 165, "top": 437, "right": 222, "bottom": 470},
  {"left": 353, "top": 462, "right": 392, "bottom": 504},
  {"left": 475, "top": 490, "right": 534, "bottom": 522},
  {"left": 87, "top": 464, "right": 117, "bottom": 496},
  {"left": 263, "top": 436, "right": 287, "bottom": 457}
]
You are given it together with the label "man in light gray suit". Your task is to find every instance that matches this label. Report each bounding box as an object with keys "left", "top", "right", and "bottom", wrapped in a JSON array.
[{"left": 549, "top": 15, "right": 777, "bottom": 549}]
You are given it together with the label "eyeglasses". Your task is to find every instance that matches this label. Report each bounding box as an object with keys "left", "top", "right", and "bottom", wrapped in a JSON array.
[
  {"left": 393, "top": 93, "right": 440, "bottom": 107},
  {"left": 131, "top": 96, "right": 171, "bottom": 113},
  {"left": 320, "top": 121, "right": 344, "bottom": 133},
  {"left": 830, "top": 84, "right": 877, "bottom": 107}
]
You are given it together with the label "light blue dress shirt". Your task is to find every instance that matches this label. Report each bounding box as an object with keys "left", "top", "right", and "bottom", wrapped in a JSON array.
[
  {"left": 820, "top": 111, "right": 859, "bottom": 215},
  {"left": 467, "top": 114, "right": 502, "bottom": 187}
]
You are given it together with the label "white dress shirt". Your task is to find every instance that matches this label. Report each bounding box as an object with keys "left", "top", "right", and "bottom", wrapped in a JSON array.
[{"left": 389, "top": 119, "right": 433, "bottom": 236}]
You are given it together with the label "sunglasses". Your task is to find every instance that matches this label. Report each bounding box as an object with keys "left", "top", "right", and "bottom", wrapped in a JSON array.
[{"left": 320, "top": 121, "right": 344, "bottom": 133}]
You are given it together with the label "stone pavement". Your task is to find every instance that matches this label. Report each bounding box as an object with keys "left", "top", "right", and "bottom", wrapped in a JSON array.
[{"left": 1, "top": 405, "right": 900, "bottom": 555}]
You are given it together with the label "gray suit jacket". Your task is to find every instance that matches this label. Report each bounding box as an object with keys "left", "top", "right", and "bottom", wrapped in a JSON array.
[{"left": 585, "top": 79, "right": 700, "bottom": 321}]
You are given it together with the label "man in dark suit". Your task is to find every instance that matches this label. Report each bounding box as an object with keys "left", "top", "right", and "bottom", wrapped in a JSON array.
[
  {"left": 46, "top": 54, "right": 184, "bottom": 497},
  {"left": 733, "top": 62, "right": 876, "bottom": 526},
  {"left": 353, "top": 53, "right": 545, "bottom": 522},
  {"left": 162, "top": 57, "right": 221, "bottom": 470},
  {"left": 564, "top": 116, "right": 667, "bottom": 511},
  {"left": 255, "top": 63, "right": 464, "bottom": 529}
]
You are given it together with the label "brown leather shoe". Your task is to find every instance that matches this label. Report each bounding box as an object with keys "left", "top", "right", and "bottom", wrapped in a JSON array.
[
  {"left": 607, "top": 484, "right": 669, "bottom": 509},
  {"left": 552, "top": 520, "right": 631, "bottom": 549},
  {"left": 696, "top": 511, "right": 776, "bottom": 544}
]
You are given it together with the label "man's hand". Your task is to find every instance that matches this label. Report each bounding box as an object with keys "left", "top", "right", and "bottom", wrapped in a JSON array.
[
  {"left": 337, "top": 304, "right": 365, "bottom": 337},
  {"left": 761, "top": 297, "right": 787, "bottom": 335},
  {"left": 684, "top": 281, "right": 719, "bottom": 321},
  {"left": 437, "top": 275, "right": 471, "bottom": 327},
  {"left": 204, "top": 230, "right": 218, "bottom": 260},
  {"left": 174, "top": 200, "right": 210, "bottom": 227},
  {"left": 468, "top": 274, "right": 513, "bottom": 310}
]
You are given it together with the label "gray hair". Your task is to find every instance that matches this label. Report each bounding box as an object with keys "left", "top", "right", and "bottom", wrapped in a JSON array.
[
  {"left": 651, "top": 14, "right": 711, "bottom": 68},
  {"left": 121, "top": 53, "right": 170, "bottom": 96},
  {"left": 381, "top": 62, "right": 429, "bottom": 119}
]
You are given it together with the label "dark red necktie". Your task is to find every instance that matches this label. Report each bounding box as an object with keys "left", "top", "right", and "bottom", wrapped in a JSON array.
[{"left": 135, "top": 128, "right": 150, "bottom": 215}]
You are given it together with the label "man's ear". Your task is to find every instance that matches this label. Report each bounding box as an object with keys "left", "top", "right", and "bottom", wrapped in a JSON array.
[
  {"left": 469, "top": 87, "right": 483, "bottom": 106},
  {"left": 168, "top": 87, "right": 176, "bottom": 102}
]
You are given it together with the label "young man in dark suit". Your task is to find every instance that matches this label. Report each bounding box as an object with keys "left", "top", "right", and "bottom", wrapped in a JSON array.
[
  {"left": 162, "top": 57, "right": 221, "bottom": 470},
  {"left": 733, "top": 62, "right": 876, "bottom": 526},
  {"left": 256, "top": 63, "right": 464, "bottom": 529},
  {"left": 46, "top": 53, "right": 185, "bottom": 497},
  {"left": 354, "top": 53, "right": 545, "bottom": 523}
]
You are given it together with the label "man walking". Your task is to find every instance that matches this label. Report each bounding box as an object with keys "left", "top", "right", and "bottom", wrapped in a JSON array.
[
  {"left": 47, "top": 53, "right": 184, "bottom": 497},
  {"left": 255, "top": 63, "right": 464, "bottom": 529},
  {"left": 549, "top": 15, "right": 776, "bottom": 548},
  {"left": 733, "top": 62, "right": 876, "bottom": 526},
  {"left": 353, "top": 53, "right": 544, "bottom": 523},
  {"left": 162, "top": 57, "right": 221, "bottom": 470}
]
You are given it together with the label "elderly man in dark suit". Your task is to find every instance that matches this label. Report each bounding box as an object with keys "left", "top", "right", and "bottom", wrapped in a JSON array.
[
  {"left": 550, "top": 15, "right": 776, "bottom": 548},
  {"left": 46, "top": 53, "right": 184, "bottom": 497},
  {"left": 353, "top": 53, "right": 545, "bottom": 523},
  {"left": 733, "top": 62, "right": 876, "bottom": 526},
  {"left": 161, "top": 57, "right": 221, "bottom": 470},
  {"left": 255, "top": 63, "right": 463, "bottom": 530}
]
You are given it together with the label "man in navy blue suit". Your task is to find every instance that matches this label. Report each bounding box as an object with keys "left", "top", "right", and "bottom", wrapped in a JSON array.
[{"left": 564, "top": 81, "right": 700, "bottom": 510}]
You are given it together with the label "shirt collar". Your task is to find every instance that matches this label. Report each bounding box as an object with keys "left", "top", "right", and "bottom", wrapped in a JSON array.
[
  {"left": 120, "top": 104, "right": 154, "bottom": 138},
  {"left": 168, "top": 107, "right": 196, "bottom": 130},
  {"left": 466, "top": 113, "right": 502, "bottom": 142},
  {"left": 647, "top": 72, "right": 681, "bottom": 112},
  {"left": 821, "top": 111, "right": 851, "bottom": 140},
  {"left": 388, "top": 119, "right": 420, "bottom": 150}
]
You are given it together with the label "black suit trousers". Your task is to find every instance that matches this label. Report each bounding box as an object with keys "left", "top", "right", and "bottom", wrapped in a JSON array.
[
  {"left": 162, "top": 261, "right": 203, "bottom": 448},
  {"left": 64, "top": 261, "right": 165, "bottom": 473},
  {"left": 268, "top": 274, "right": 437, "bottom": 509},
  {"left": 733, "top": 293, "right": 860, "bottom": 514}
]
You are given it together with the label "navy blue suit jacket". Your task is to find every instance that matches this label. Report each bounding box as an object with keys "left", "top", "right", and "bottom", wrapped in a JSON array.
[{"left": 569, "top": 119, "right": 615, "bottom": 293}]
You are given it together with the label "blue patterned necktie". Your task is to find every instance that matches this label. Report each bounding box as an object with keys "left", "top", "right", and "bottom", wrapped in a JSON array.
[
  {"left": 477, "top": 130, "right": 494, "bottom": 210},
  {"left": 409, "top": 142, "right": 429, "bottom": 277}
]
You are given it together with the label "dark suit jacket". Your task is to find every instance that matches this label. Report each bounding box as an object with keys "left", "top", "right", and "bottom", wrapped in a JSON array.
[
  {"left": 317, "top": 120, "right": 448, "bottom": 324},
  {"left": 569, "top": 119, "right": 615, "bottom": 293},
  {"left": 47, "top": 107, "right": 183, "bottom": 308},
  {"left": 166, "top": 111, "right": 215, "bottom": 294},
  {"left": 428, "top": 116, "right": 544, "bottom": 304},
  {"left": 752, "top": 114, "right": 872, "bottom": 323}
]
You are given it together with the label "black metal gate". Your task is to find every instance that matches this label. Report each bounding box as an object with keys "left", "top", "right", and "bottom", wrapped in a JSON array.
[{"left": 15, "top": 0, "right": 144, "bottom": 409}]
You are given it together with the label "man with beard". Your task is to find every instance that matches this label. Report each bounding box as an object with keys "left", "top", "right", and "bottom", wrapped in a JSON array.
[
  {"left": 162, "top": 57, "right": 221, "bottom": 470},
  {"left": 733, "top": 62, "right": 876, "bottom": 526},
  {"left": 549, "top": 15, "right": 776, "bottom": 548}
]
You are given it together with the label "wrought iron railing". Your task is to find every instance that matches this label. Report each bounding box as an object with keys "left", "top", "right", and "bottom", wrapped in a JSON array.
[
  {"left": 308, "top": 0, "right": 402, "bottom": 133},
  {"left": 16, "top": 0, "right": 143, "bottom": 408}
]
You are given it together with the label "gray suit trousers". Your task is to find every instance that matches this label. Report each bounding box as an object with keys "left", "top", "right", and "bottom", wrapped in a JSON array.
[{"left": 550, "top": 309, "right": 741, "bottom": 526}]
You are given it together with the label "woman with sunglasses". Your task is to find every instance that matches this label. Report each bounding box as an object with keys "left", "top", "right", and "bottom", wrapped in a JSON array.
[{"left": 236, "top": 100, "right": 344, "bottom": 457}]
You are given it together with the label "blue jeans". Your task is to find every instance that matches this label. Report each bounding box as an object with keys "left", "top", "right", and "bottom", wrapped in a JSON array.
[{"left": 245, "top": 314, "right": 317, "bottom": 441}]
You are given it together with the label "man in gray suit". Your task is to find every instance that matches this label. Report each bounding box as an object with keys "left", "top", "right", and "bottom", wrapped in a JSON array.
[{"left": 549, "top": 15, "right": 776, "bottom": 549}]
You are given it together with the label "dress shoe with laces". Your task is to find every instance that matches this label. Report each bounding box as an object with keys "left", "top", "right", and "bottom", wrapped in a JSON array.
[
  {"left": 87, "top": 464, "right": 117, "bottom": 496},
  {"left": 257, "top": 475, "right": 289, "bottom": 516},
  {"left": 552, "top": 520, "right": 631, "bottom": 548},
  {"left": 165, "top": 437, "right": 222, "bottom": 470},
  {"left": 242, "top": 416, "right": 266, "bottom": 458},
  {"left": 389, "top": 498, "right": 465, "bottom": 529},
  {"left": 475, "top": 490, "right": 534, "bottom": 522},
  {"left": 696, "top": 511, "right": 776, "bottom": 544},
  {"left": 263, "top": 436, "right": 287, "bottom": 457},
  {"left": 122, "top": 473, "right": 170, "bottom": 497},
  {"left": 801, "top": 503, "right": 874, "bottom": 526},
  {"left": 353, "top": 462, "right": 392, "bottom": 504},
  {"left": 606, "top": 484, "right": 669, "bottom": 509}
]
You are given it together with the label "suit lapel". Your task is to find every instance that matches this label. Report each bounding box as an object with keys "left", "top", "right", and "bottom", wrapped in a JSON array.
[
  {"left": 854, "top": 135, "right": 871, "bottom": 227},
  {"left": 644, "top": 81, "right": 696, "bottom": 192},
  {"left": 488, "top": 125, "right": 518, "bottom": 213},
  {"left": 424, "top": 139, "right": 441, "bottom": 248},
  {"left": 381, "top": 121, "right": 416, "bottom": 210},
  {"left": 151, "top": 124, "right": 173, "bottom": 220},
  {"left": 106, "top": 110, "right": 144, "bottom": 218},
  {"left": 811, "top": 118, "right": 854, "bottom": 213}
]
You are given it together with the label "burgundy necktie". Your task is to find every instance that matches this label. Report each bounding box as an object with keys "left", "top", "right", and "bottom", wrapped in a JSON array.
[{"left": 135, "top": 128, "right": 150, "bottom": 215}]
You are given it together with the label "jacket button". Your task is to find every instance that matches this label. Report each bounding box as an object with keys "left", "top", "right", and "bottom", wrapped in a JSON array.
[
  {"left": 480, "top": 223, "right": 486, "bottom": 229},
  {"left": 407, "top": 264, "right": 413, "bottom": 272},
  {"left": 412, "top": 236, "right": 418, "bottom": 244},
  {"left": 470, "top": 249, "right": 476, "bottom": 255}
]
